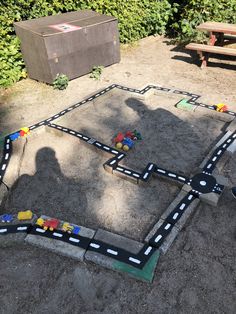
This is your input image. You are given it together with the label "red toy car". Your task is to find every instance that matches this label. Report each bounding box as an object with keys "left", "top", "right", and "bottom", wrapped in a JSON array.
[{"left": 43, "top": 218, "right": 60, "bottom": 231}]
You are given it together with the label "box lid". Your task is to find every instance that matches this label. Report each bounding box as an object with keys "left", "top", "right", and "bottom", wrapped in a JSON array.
[{"left": 14, "top": 10, "right": 117, "bottom": 37}]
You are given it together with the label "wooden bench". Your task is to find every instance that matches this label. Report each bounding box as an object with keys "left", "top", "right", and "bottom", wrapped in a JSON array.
[{"left": 186, "top": 43, "right": 236, "bottom": 68}]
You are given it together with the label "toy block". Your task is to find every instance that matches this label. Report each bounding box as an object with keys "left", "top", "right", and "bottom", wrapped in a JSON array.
[
  {"left": 25, "top": 215, "right": 95, "bottom": 261},
  {"left": 85, "top": 229, "right": 159, "bottom": 282}
]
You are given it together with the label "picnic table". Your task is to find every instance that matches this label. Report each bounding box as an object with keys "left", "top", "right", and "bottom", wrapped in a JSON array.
[{"left": 185, "top": 22, "right": 236, "bottom": 68}]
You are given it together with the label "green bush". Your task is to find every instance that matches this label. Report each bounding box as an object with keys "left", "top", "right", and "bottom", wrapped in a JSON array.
[
  {"left": 53, "top": 73, "right": 69, "bottom": 90},
  {"left": 0, "top": 0, "right": 173, "bottom": 87},
  {"left": 171, "top": 0, "right": 236, "bottom": 41}
]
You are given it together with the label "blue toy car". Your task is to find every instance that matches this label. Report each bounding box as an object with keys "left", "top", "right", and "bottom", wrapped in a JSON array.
[
  {"left": 10, "top": 132, "right": 20, "bottom": 141},
  {"left": 0, "top": 214, "right": 14, "bottom": 223},
  {"left": 72, "top": 226, "right": 80, "bottom": 235},
  {"left": 122, "top": 137, "right": 134, "bottom": 148}
]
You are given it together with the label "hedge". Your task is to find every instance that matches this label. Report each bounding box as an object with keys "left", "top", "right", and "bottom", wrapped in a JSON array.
[{"left": 171, "top": 0, "right": 236, "bottom": 41}]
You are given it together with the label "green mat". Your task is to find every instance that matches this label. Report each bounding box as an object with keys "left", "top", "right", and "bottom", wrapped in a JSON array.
[
  {"left": 176, "top": 98, "right": 194, "bottom": 111},
  {"left": 113, "top": 250, "right": 160, "bottom": 283}
]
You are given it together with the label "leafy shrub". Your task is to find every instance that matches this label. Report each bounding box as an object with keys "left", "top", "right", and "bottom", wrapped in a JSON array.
[
  {"left": 0, "top": 0, "right": 174, "bottom": 87},
  {"left": 171, "top": 0, "right": 236, "bottom": 41},
  {"left": 90, "top": 66, "right": 104, "bottom": 80},
  {"left": 53, "top": 73, "right": 69, "bottom": 90}
]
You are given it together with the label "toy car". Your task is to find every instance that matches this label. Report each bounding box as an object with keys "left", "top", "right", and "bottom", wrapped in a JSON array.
[
  {"left": 36, "top": 217, "right": 45, "bottom": 227},
  {"left": 10, "top": 132, "right": 20, "bottom": 141},
  {"left": 213, "top": 103, "right": 228, "bottom": 112},
  {"left": 43, "top": 218, "right": 60, "bottom": 231},
  {"left": 72, "top": 225, "right": 80, "bottom": 235},
  {"left": 0, "top": 214, "right": 13, "bottom": 223},
  {"left": 20, "top": 127, "right": 30, "bottom": 137},
  {"left": 113, "top": 132, "right": 124, "bottom": 143},
  {"left": 62, "top": 222, "right": 74, "bottom": 233},
  {"left": 17, "top": 210, "right": 33, "bottom": 220}
]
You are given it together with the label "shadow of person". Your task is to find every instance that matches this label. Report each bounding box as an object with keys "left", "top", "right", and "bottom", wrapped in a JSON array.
[
  {"left": 2, "top": 147, "right": 88, "bottom": 223},
  {"left": 124, "top": 97, "right": 210, "bottom": 176}
]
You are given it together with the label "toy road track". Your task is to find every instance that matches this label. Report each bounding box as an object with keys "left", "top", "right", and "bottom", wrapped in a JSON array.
[{"left": 0, "top": 83, "right": 235, "bottom": 282}]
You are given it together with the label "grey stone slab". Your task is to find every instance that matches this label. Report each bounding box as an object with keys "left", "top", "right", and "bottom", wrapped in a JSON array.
[
  {"left": 199, "top": 192, "right": 222, "bottom": 206},
  {"left": 194, "top": 106, "right": 234, "bottom": 122},
  {"left": 227, "top": 140, "right": 236, "bottom": 154},
  {"left": 85, "top": 229, "right": 143, "bottom": 270},
  {"left": 174, "top": 198, "right": 200, "bottom": 231},
  {"left": 113, "top": 169, "right": 138, "bottom": 184},
  {"left": 0, "top": 183, "right": 8, "bottom": 204},
  {"left": 214, "top": 174, "right": 230, "bottom": 187},
  {"left": 146, "top": 189, "right": 199, "bottom": 234},
  {"left": 226, "top": 117, "right": 236, "bottom": 132},
  {"left": 29, "top": 125, "right": 46, "bottom": 137},
  {"left": 215, "top": 131, "right": 233, "bottom": 147},
  {"left": 25, "top": 215, "right": 95, "bottom": 261},
  {"left": 212, "top": 153, "right": 231, "bottom": 174},
  {"left": 144, "top": 219, "right": 179, "bottom": 255},
  {"left": 0, "top": 213, "right": 37, "bottom": 247},
  {"left": 199, "top": 131, "right": 233, "bottom": 170},
  {"left": 199, "top": 147, "right": 217, "bottom": 169},
  {"left": 3, "top": 138, "right": 26, "bottom": 187},
  {"left": 160, "top": 190, "right": 188, "bottom": 221},
  {"left": 0, "top": 233, "right": 26, "bottom": 247},
  {"left": 181, "top": 184, "right": 193, "bottom": 193},
  {"left": 45, "top": 125, "right": 64, "bottom": 137}
]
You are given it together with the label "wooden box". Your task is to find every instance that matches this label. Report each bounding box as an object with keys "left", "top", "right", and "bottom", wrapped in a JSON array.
[{"left": 14, "top": 10, "right": 120, "bottom": 84}]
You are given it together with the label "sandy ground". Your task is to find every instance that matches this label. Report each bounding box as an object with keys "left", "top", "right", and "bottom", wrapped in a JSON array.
[{"left": 0, "top": 36, "right": 236, "bottom": 313}]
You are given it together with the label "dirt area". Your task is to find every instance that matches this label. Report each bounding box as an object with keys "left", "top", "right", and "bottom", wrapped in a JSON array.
[{"left": 0, "top": 36, "right": 236, "bottom": 313}]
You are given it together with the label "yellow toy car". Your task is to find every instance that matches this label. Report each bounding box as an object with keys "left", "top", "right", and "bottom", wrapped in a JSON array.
[
  {"left": 36, "top": 217, "right": 45, "bottom": 227},
  {"left": 17, "top": 210, "right": 33, "bottom": 220},
  {"left": 62, "top": 222, "right": 74, "bottom": 233}
]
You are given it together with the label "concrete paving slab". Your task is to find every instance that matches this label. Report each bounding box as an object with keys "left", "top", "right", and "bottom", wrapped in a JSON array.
[
  {"left": 144, "top": 218, "right": 179, "bottom": 254},
  {"left": 25, "top": 215, "right": 95, "bottom": 261},
  {"left": 160, "top": 190, "right": 188, "bottom": 221},
  {"left": 214, "top": 174, "right": 230, "bottom": 187},
  {"left": 85, "top": 229, "right": 158, "bottom": 281},
  {"left": 0, "top": 212, "right": 36, "bottom": 247},
  {"left": 113, "top": 169, "right": 139, "bottom": 184},
  {"left": 199, "top": 192, "right": 221, "bottom": 207},
  {"left": 212, "top": 153, "right": 231, "bottom": 174},
  {"left": 0, "top": 183, "right": 8, "bottom": 203},
  {"left": 194, "top": 106, "right": 234, "bottom": 122},
  {"left": 3, "top": 138, "right": 26, "bottom": 187},
  {"left": 226, "top": 117, "right": 236, "bottom": 132},
  {"left": 227, "top": 140, "right": 236, "bottom": 154},
  {"left": 215, "top": 131, "right": 233, "bottom": 147}
]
